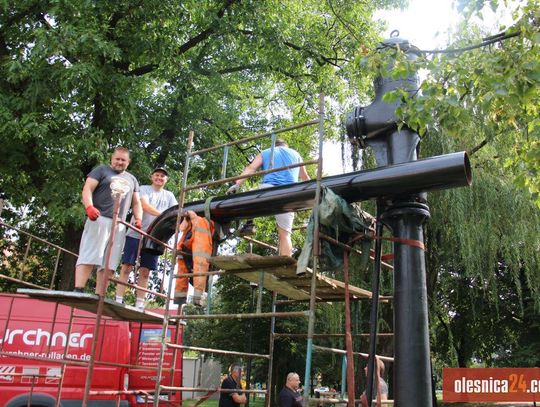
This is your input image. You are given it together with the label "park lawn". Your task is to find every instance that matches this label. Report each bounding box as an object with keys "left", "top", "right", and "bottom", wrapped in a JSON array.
[{"left": 182, "top": 398, "right": 266, "bottom": 407}]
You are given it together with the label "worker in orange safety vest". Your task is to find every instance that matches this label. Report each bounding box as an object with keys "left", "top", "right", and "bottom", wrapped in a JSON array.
[{"left": 175, "top": 210, "right": 214, "bottom": 306}]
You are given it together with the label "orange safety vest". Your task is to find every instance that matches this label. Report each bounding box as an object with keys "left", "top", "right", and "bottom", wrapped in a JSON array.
[{"left": 175, "top": 216, "right": 214, "bottom": 297}]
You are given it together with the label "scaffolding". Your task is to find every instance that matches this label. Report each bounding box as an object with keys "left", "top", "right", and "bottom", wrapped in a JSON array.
[{"left": 0, "top": 94, "right": 396, "bottom": 407}]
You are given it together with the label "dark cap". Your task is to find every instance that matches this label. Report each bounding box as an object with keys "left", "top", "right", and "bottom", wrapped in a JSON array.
[{"left": 152, "top": 167, "right": 169, "bottom": 176}]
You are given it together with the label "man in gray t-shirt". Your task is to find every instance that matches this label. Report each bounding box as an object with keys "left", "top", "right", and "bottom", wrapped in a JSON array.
[
  {"left": 116, "top": 167, "right": 177, "bottom": 309},
  {"left": 74, "top": 147, "right": 142, "bottom": 294}
]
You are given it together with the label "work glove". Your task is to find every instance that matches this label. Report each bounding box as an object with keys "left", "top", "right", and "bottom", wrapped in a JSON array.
[
  {"left": 226, "top": 183, "right": 240, "bottom": 195},
  {"left": 85, "top": 205, "right": 100, "bottom": 221},
  {"left": 134, "top": 218, "right": 142, "bottom": 229}
]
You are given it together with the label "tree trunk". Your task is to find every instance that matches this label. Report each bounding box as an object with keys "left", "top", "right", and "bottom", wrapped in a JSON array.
[{"left": 57, "top": 222, "right": 82, "bottom": 290}]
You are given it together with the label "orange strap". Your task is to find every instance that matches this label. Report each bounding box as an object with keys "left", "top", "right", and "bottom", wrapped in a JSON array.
[
  {"left": 374, "top": 235, "right": 426, "bottom": 251},
  {"left": 350, "top": 232, "right": 426, "bottom": 251}
]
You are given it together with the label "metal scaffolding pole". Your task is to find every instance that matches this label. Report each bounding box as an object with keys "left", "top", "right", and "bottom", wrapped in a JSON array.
[
  {"left": 265, "top": 292, "right": 277, "bottom": 407},
  {"left": 153, "top": 130, "right": 194, "bottom": 407},
  {"left": 82, "top": 193, "right": 122, "bottom": 407},
  {"left": 303, "top": 93, "right": 325, "bottom": 406}
]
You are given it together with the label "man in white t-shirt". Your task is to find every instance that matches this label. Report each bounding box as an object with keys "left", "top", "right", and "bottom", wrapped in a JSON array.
[{"left": 115, "top": 167, "right": 177, "bottom": 309}]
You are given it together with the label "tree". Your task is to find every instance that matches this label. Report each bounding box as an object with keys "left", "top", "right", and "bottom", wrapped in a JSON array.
[
  {"left": 390, "top": 0, "right": 540, "bottom": 207},
  {"left": 0, "top": 0, "right": 404, "bottom": 289},
  {"left": 366, "top": 0, "right": 540, "bottom": 369},
  {"left": 335, "top": 0, "right": 540, "bottom": 375}
]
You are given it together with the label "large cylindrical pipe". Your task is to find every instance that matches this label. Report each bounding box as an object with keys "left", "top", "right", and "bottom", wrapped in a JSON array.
[
  {"left": 382, "top": 203, "right": 433, "bottom": 407},
  {"left": 144, "top": 151, "right": 471, "bottom": 254}
]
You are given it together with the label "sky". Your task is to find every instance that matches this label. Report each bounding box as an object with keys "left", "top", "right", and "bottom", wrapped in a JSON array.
[
  {"left": 322, "top": 0, "right": 515, "bottom": 175},
  {"left": 324, "top": 0, "right": 461, "bottom": 176},
  {"left": 374, "top": 0, "right": 461, "bottom": 50}
]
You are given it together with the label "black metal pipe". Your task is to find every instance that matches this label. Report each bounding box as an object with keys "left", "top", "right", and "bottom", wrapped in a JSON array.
[
  {"left": 381, "top": 202, "right": 432, "bottom": 407},
  {"left": 143, "top": 152, "right": 470, "bottom": 254}
]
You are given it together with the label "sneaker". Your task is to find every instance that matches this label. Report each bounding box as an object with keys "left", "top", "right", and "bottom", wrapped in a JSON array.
[
  {"left": 238, "top": 221, "right": 256, "bottom": 236},
  {"left": 192, "top": 292, "right": 207, "bottom": 308}
]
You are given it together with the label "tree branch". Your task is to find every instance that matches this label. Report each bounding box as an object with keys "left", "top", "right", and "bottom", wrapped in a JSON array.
[
  {"left": 283, "top": 40, "right": 347, "bottom": 67},
  {"left": 327, "top": 0, "right": 361, "bottom": 44},
  {"left": 125, "top": 64, "right": 160, "bottom": 76},
  {"left": 468, "top": 138, "right": 488, "bottom": 156},
  {"left": 218, "top": 64, "right": 263, "bottom": 74},
  {"left": 178, "top": 0, "right": 238, "bottom": 55},
  {"left": 202, "top": 118, "right": 259, "bottom": 162}
]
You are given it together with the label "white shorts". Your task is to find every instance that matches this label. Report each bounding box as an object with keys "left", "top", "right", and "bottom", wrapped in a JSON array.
[
  {"left": 76, "top": 217, "right": 126, "bottom": 270},
  {"left": 259, "top": 183, "right": 295, "bottom": 233}
]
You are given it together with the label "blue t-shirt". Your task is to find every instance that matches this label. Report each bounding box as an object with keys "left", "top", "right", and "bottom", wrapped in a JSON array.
[{"left": 261, "top": 146, "right": 302, "bottom": 186}]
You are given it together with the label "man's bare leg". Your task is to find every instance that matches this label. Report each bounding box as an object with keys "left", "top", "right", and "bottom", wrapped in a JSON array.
[
  {"left": 116, "top": 263, "right": 133, "bottom": 298},
  {"left": 278, "top": 226, "right": 293, "bottom": 257},
  {"left": 136, "top": 267, "right": 150, "bottom": 302},
  {"left": 95, "top": 267, "right": 113, "bottom": 296},
  {"left": 75, "top": 264, "right": 94, "bottom": 289}
]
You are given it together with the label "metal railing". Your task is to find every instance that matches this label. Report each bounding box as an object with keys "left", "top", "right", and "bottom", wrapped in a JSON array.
[
  {"left": 0, "top": 220, "right": 78, "bottom": 290},
  {"left": 0, "top": 94, "right": 395, "bottom": 407}
]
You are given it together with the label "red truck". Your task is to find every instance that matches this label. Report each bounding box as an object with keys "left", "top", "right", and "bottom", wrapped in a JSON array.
[{"left": 0, "top": 293, "right": 182, "bottom": 406}]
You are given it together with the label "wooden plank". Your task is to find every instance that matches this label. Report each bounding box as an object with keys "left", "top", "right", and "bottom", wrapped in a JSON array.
[
  {"left": 265, "top": 263, "right": 373, "bottom": 298},
  {"left": 17, "top": 289, "right": 168, "bottom": 323},
  {"left": 244, "top": 256, "right": 296, "bottom": 268},
  {"left": 210, "top": 254, "right": 373, "bottom": 300},
  {"left": 210, "top": 254, "right": 261, "bottom": 270},
  {"left": 233, "top": 270, "right": 310, "bottom": 300}
]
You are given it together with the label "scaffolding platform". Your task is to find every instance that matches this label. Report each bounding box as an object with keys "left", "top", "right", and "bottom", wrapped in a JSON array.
[
  {"left": 17, "top": 289, "right": 170, "bottom": 323},
  {"left": 210, "top": 254, "right": 373, "bottom": 301}
]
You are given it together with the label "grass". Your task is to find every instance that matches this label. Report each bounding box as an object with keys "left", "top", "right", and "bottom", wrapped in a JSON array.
[{"left": 182, "top": 397, "right": 266, "bottom": 407}]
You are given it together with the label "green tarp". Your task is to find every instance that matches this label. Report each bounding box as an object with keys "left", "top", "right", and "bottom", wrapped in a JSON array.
[{"left": 296, "top": 187, "right": 374, "bottom": 275}]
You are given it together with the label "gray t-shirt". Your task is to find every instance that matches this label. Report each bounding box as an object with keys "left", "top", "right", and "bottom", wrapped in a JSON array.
[
  {"left": 363, "top": 377, "right": 389, "bottom": 399},
  {"left": 87, "top": 165, "right": 140, "bottom": 221},
  {"left": 127, "top": 185, "right": 177, "bottom": 238}
]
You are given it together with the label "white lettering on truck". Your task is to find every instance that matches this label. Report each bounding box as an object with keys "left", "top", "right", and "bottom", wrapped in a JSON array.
[{"left": 0, "top": 329, "right": 92, "bottom": 349}]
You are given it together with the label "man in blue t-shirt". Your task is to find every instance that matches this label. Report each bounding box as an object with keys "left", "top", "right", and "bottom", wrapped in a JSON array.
[{"left": 227, "top": 139, "right": 310, "bottom": 256}]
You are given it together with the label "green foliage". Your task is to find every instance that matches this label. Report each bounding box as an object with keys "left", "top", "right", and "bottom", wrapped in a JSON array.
[
  {"left": 0, "top": 0, "right": 402, "bottom": 289},
  {"left": 386, "top": 0, "right": 540, "bottom": 206},
  {"left": 355, "top": 0, "right": 540, "bottom": 371},
  {"left": 423, "top": 110, "right": 540, "bottom": 368}
]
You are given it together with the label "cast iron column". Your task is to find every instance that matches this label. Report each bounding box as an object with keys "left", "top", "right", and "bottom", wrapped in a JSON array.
[
  {"left": 382, "top": 202, "right": 432, "bottom": 406},
  {"left": 346, "top": 32, "right": 433, "bottom": 407}
]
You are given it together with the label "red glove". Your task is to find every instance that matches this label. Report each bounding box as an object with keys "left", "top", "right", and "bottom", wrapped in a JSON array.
[
  {"left": 85, "top": 205, "right": 100, "bottom": 221},
  {"left": 134, "top": 218, "right": 142, "bottom": 229}
]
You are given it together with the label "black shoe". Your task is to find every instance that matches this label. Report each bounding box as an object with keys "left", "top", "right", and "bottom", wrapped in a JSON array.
[
  {"left": 73, "top": 287, "right": 84, "bottom": 293},
  {"left": 238, "top": 221, "right": 256, "bottom": 236}
]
